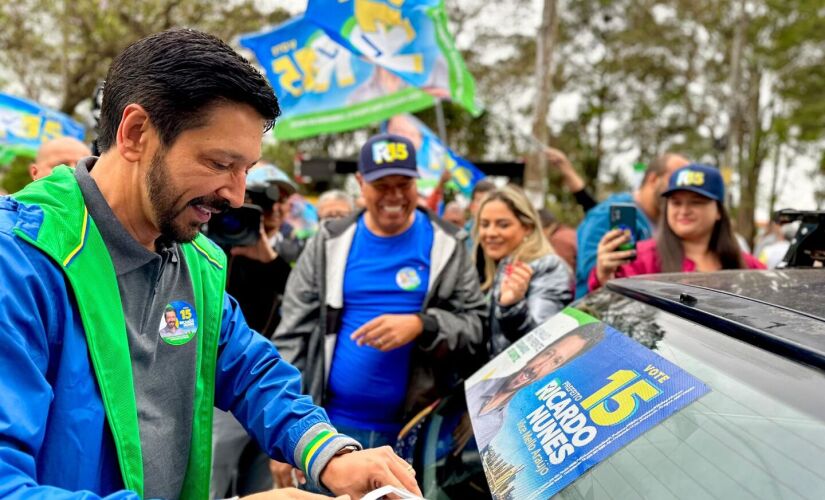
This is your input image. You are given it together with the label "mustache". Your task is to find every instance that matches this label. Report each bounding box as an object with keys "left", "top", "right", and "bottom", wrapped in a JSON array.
[{"left": 187, "top": 196, "right": 230, "bottom": 214}]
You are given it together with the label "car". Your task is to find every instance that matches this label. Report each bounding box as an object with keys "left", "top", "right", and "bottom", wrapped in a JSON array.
[{"left": 398, "top": 268, "right": 825, "bottom": 499}]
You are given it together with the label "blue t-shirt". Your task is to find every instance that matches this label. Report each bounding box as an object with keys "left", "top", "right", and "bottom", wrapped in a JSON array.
[
  {"left": 575, "top": 192, "right": 653, "bottom": 298},
  {"left": 326, "top": 211, "right": 433, "bottom": 432}
]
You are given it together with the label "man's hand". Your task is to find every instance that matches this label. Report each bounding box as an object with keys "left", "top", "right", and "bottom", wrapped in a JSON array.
[
  {"left": 498, "top": 260, "right": 533, "bottom": 307},
  {"left": 320, "top": 446, "right": 422, "bottom": 498},
  {"left": 230, "top": 227, "right": 278, "bottom": 263},
  {"left": 544, "top": 147, "right": 586, "bottom": 193},
  {"left": 242, "top": 487, "right": 347, "bottom": 499},
  {"left": 350, "top": 314, "right": 423, "bottom": 351},
  {"left": 595, "top": 229, "right": 636, "bottom": 285},
  {"left": 544, "top": 146, "right": 573, "bottom": 171},
  {"left": 270, "top": 460, "right": 306, "bottom": 488}
]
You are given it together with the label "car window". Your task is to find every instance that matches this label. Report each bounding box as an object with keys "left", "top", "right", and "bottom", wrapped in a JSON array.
[{"left": 558, "top": 290, "right": 825, "bottom": 500}]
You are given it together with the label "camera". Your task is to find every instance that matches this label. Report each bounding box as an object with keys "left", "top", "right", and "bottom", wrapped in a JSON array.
[{"left": 206, "top": 204, "right": 262, "bottom": 248}]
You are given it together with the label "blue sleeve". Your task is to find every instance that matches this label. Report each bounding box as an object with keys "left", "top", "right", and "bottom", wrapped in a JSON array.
[
  {"left": 0, "top": 231, "right": 138, "bottom": 500},
  {"left": 575, "top": 208, "right": 608, "bottom": 299},
  {"left": 214, "top": 293, "right": 359, "bottom": 481}
]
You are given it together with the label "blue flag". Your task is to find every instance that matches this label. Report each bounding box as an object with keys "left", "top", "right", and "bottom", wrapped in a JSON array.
[
  {"left": 0, "top": 93, "right": 85, "bottom": 154},
  {"left": 240, "top": 15, "right": 437, "bottom": 140},
  {"left": 305, "top": 0, "right": 480, "bottom": 116},
  {"left": 384, "top": 113, "right": 484, "bottom": 197}
]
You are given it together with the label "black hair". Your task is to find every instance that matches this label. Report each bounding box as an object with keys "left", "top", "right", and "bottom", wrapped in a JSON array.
[
  {"left": 97, "top": 28, "right": 279, "bottom": 153},
  {"left": 538, "top": 208, "right": 557, "bottom": 229},
  {"left": 471, "top": 179, "right": 496, "bottom": 200},
  {"left": 535, "top": 322, "right": 605, "bottom": 366}
]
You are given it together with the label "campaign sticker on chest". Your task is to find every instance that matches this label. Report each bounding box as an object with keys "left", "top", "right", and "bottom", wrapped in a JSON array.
[
  {"left": 396, "top": 266, "right": 422, "bottom": 291},
  {"left": 158, "top": 301, "right": 198, "bottom": 346}
]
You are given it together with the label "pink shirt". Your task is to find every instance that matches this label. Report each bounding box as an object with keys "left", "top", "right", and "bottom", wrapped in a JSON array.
[{"left": 588, "top": 238, "right": 766, "bottom": 291}]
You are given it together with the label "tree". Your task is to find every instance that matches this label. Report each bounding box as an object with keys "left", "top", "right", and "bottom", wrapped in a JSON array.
[
  {"left": 0, "top": 155, "right": 33, "bottom": 194},
  {"left": 725, "top": 0, "right": 825, "bottom": 242},
  {"left": 551, "top": 0, "right": 824, "bottom": 237},
  {"left": 0, "top": 0, "right": 290, "bottom": 120},
  {"left": 524, "top": 0, "right": 560, "bottom": 206}
]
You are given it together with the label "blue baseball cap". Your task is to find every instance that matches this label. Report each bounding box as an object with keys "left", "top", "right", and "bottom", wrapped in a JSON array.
[
  {"left": 358, "top": 133, "right": 419, "bottom": 182},
  {"left": 662, "top": 164, "right": 725, "bottom": 201}
]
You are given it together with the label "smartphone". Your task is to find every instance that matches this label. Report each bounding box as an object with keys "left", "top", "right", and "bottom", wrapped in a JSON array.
[{"left": 609, "top": 203, "right": 637, "bottom": 256}]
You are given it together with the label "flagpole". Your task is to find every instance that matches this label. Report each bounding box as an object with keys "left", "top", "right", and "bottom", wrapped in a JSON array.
[
  {"left": 434, "top": 98, "right": 448, "bottom": 144},
  {"left": 434, "top": 99, "right": 453, "bottom": 205}
]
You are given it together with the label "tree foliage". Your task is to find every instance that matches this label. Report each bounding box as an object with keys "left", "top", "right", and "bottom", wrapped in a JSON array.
[
  {"left": 0, "top": 0, "right": 290, "bottom": 116},
  {"left": 1, "top": 0, "right": 822, "bottom": 230},
  {"left": 445, "top": 0, "right": 824, "bottom": 232}
]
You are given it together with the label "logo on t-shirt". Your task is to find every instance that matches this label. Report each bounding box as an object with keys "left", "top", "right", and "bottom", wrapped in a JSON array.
[
  {"left": 158, "top": 301, "right": 198, "bottom": 346},
  {"left": 396, "top": 267, "right": 422, "bottom": 291}
]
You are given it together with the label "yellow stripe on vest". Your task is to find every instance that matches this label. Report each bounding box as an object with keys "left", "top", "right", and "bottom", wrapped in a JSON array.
[
  {"left": 63, "top": 207, "right": 89, "bottom": 267},
  {"left": 191, "top": 239, "right": 224, "bottom": 270}
]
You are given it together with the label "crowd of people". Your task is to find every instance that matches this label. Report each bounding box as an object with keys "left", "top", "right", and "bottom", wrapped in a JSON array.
[{"left": 0, "top": 27, "right": 796, "bottom": 500}]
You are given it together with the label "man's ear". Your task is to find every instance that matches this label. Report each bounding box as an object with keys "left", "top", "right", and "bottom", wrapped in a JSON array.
[
  {"left": 116, "top": 103, "right": 152, "bottom": 163},
  {"left": 29, "top": 163, "right": 38, "bottom": 180},
  {"left": 355, "top": 172, "right": 365, "bottom": 189},
  {"left": 642, "top": 172, "right": 657, "bottom": 188}
]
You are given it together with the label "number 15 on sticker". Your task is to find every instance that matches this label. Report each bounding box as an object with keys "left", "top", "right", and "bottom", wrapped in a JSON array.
[{"left": 581, "top": 369, "right": 663, "bottom": 426}]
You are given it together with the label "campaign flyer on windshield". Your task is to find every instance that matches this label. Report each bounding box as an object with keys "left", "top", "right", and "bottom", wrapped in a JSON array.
[{"left": 465, "top": 308, "right": 710, "bottom": 499}]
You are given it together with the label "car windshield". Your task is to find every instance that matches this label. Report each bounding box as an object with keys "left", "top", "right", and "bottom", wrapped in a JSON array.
[{"left": 557, "top": 290, "right": 825, "bottom": 500}]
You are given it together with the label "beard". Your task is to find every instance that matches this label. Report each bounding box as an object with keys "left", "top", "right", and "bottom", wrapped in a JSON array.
[{"left": 146, "top": 151, "right": 229, "bottom": 243}]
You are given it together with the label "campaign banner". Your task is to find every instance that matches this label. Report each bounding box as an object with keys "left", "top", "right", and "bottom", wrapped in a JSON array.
[
  {"left": 0, "top": 93, "right": 85, "bottom": 154},
  {"left": 240, "top": 15, "right": 437, "bottom": 140},
  {"left": 384, "top": 114, "right": 484, "bottom": 196},
  {"left": 305, "top": 0, "right": 480, "bottom": 116},
  {"left": 465, "top": 308, "right": 709, "bottom": 499}
]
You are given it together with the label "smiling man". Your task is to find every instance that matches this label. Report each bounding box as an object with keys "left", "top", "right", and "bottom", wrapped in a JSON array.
[
  {"left": 275, "top": 133, "right": 487, "bottom": 453},
  {"left": 0, "top": 29, "right": 420, "bottom": 499}
]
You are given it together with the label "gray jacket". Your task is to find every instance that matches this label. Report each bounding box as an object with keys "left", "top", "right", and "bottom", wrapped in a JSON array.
[
  {"left": 274, "top": 209, "right": 488, "bottom": 419},
  {"left": 490, "top": 254, "right": 573, "bottom": 355}
]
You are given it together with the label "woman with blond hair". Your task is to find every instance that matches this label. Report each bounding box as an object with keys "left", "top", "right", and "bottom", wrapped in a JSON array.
[{"left": 475, "top": 185, "right": 573, "bottom": 356}]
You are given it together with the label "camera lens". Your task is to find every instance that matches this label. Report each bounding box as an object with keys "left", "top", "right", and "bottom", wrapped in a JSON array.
[
  {"left": 206, "top": 205, "right": 262, "bottom": 248},
  {"left": 219, "top": 214, "right": 244, "bottom": 235}
]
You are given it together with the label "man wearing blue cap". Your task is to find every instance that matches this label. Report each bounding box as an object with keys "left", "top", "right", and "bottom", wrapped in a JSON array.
[
  {"left": 275, "top": 133, "right": 487, "bottom": 451},
  {"left": 589, "top": 164, "right": 764, "bottom": 290}
]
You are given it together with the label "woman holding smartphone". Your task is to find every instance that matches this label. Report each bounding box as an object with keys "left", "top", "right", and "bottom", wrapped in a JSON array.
[
  {"left": 590, "top": 164, "right": 764, "bottom": 291},
  {"left": 475, "top": 185, "right": 573, "bottom": 356}
]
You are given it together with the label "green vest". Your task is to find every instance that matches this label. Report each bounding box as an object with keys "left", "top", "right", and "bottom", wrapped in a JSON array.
[{"left": 12, "top": 167, "right": 226, "bottom": 499}]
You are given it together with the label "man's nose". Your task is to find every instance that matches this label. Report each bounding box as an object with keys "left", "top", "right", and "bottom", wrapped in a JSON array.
[
  {"left": 386, "top": 186, "right": 406, "bottom": 199},
  {"left": 218, "top": 172, "right": 246, "bottom": 208}
]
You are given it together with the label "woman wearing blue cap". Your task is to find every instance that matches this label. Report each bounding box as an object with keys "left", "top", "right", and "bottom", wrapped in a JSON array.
[{"left": 589, "top": 164, "right": 764, "bottom": 291}]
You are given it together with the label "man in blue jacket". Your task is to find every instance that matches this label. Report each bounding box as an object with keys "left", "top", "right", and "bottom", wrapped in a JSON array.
[
  {"left": 0, "top": 28, "right": 419, "bottom": 499},
  {"left": 574, "top": 153, "right": 688, "bottom": 298}
]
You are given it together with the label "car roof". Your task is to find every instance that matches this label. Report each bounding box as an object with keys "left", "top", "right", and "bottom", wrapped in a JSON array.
[
  {"left": 606, "top": 269, "right": 825, "bottom": 370},
  {"left": 634, "top": 269, "right": 825, "bottom": 320}
]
